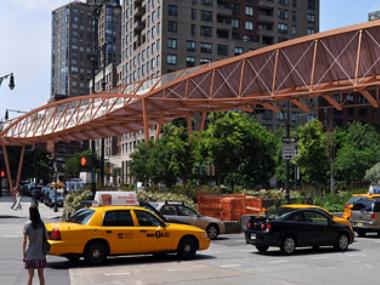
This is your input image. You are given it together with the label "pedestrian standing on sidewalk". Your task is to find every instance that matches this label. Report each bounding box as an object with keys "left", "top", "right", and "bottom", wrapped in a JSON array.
[
  {"left": 10, "top": 184, "right": 22, "bottom": 210},
  {"left": 22, "top": 205, "right": 48, "bottom": 285}
]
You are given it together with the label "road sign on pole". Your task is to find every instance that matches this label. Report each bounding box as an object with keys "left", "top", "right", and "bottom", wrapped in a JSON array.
[{"left": 282, "top": 139, "right": 297, "bottom": 160}]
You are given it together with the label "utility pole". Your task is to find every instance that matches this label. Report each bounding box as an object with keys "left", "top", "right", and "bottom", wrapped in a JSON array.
[{"left": 285, "top": 101, "right": 291, "bottom": 203}]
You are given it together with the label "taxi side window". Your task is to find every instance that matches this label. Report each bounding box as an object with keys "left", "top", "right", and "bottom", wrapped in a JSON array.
[
  {"left": 135, "top": 210, "right": 162, "bottom": 227},
  {"left": 284, "top": 212, "right": 306, "bottom": 222},
  {"left": 161, "top": 205, "right": 177, "bottom": 215},
  {"left": 103, "top": 210, "right": 134, "bottom": 227}
]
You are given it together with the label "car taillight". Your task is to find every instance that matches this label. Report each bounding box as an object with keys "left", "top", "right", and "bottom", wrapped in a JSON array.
[
  {"left": 371, "top": 212, "right": 376, "bottom": 220},
  {"left": 260, "top": 223, "right": 271, "bottom": 232},
  {"left": 50, "top": 228, "right": 61, "bottom": 240}
]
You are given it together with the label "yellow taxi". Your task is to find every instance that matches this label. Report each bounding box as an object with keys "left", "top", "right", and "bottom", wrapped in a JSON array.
[
  {"left": 46, "top": 205, "right": 210, "bottom": 265},
  {"left": 343, "top": 194, "right": 380, "bottom": 220},
  {"left": 280, "top": 204, "right": 352, "bottom": 226}
]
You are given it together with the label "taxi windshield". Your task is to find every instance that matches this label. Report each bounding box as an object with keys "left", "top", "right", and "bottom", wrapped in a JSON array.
[{"left": 68, "top": 209, "right": 95, "bottom": 224}]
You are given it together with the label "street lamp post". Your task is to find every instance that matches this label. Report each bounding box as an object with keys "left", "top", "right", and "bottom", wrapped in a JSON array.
[{"left": 0, "top": 73, "right": 15, "bottom": 90}]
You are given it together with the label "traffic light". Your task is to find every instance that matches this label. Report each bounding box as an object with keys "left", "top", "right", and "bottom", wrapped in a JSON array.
[
  {"left": 80, "top": 156, "right": 88, "bottom": 168},
  {"left": 0, "top": 170, "right": 5, "bottom": 177}
]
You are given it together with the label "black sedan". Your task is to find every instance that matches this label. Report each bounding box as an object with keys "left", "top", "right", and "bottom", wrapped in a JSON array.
[{"left": 245, "top": 208, "right": 354, "bottom": 255}]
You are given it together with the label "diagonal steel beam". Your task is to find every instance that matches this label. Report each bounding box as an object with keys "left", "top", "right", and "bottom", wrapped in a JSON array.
[
  {"left": 290, "top": 99, "right": 311, "bottom": 113},
  {"left": 322, "top": 95, "right": 343, "bottom": 111},
  {"left": 359, "top": 90, "right": 379, "bottom": 108}
]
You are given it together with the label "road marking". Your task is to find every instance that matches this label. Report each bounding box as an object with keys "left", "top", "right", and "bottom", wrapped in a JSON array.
[
  {"left": 235, "top": 239, "right": 246, "bottom": 242},
  {"left": 220, "top": 264, "right": 241, "bottom": 268},
  {"left": 268, "top": 260, "right": 289, "bottom": 264},
  {"left": 166, "top": 268, "right": 179, "bottom": 272},
  {"left": 239, "top": 249, "right": 254, "bottom": 252},
  {"left": 364, "top": 263, "right": 373, "bottom": 269},
  {"left": 346, "top": 253, "right": 366, "bottom": 257},
  {"left": 105, "top": 272, "right": 131, "bottom": 276}
]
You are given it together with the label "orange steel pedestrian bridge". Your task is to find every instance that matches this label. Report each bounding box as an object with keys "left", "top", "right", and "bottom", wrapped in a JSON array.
[{"left": 2, "top": 20, "right": 380, "bottom": 189}]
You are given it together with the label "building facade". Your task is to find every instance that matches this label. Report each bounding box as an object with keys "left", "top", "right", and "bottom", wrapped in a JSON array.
[
  {"left": 51, "top": 0, "right": 121, "bottom": 101},
  {"left": 107, "top": 0, "right": 320, "bottom": 185}
]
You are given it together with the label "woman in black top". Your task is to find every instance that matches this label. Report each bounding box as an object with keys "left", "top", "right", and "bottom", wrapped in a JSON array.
[{"left": 22, "top": 205, "right": 47, "bottom": 285}]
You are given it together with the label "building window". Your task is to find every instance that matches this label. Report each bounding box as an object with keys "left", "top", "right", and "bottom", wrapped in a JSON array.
[
  {"left": 168, "top": 21, "right": 177, "bottom": 32},
  {"left": 191, "top": 9, "right": 197, "bottom": 20},
  {"left": 234, "top": 47, "right": 243, "bottom": 55},
  {"left": 200, "top": 58, "right": 211, "bottom": 65},
  {"left": 187, "top": 40, "right": 196, "bottom": 51},
  {"left": 307, "top": 14, "right": 315, "bottom": 23},
  {"left": 307, "top": 27, "right": 315, "bottom": 35},
  {"left": 167, "top": 38, "right": 177, "bottom": 49},
  {"left": 202, "top": 0, "right": 212, "bottom": 7},
  {"left": 232, "top": 19, "right": 239, "bottom": 29},
  {"left": 278, "top": 9, "right": 288, "bottom": 19},
  {"left": 200, "top": 42, "right": 212, "bottom": 53},
  {"left": 168, "top": 5, "right": 177, "bottom": 16},
  {"left": 279, "top": 0, "right": 289, "bottom": 5},
  {"left": 291, "top": 25, "right": 297, "bottom": 34},
  {"left": 245, "top": 21, "right": 254, "bottom": 31},
  {"left": 308, "top": 0, "right": 315, "bottom": 9},
  {"left": 186, "top": 56, "right": 196, "bottom": 67},
  {"left": 217, "top": 44, "right": 229, "bottom": 56},
  {"left": 191, "top": 24, "right": 196, "bottom": 35},
  {"left": 167, "top": 54, "right": 176, "bottom": 65},
  {"left": 277, "top": 23, "right": 288, "bottom": 33},
  {"left": 201, "top": 10, "right": 213, "bottom": 22},
  {"left": 245, "top": 6, "right": 254, "bottom": 16},
  {"left": 200, "top": 26, "right": 212, "bottom": 37}
]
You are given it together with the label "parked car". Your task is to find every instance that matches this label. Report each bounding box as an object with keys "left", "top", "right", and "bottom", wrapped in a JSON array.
[
  {"left": 44, "top": 189, "right": 64, "bottom": 207},
  {"left": 40, "top": 186, "right": 52, "bottom": 202},
  {"left": 245, "top": 207, "right": 354, "bottom": 255},
  {"left": 152, "top": 201, "right": 225, "bottom": 240},
  {"left": 348, "top": 196, "right": 380, "bottom": 237}
]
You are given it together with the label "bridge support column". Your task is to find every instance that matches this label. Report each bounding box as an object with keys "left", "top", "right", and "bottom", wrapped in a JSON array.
[
  {"left": 16, "top": 145, "right": 25, "bottom": 187},
  {"left": 154, "top": 122, "right": 161, "bottom": 143},
  {"left": 186, "top": 114, "right": 192, "bottom": 141},
  {"left": 200, "top": 111, "right": 207, "bottom": 131},
  {"left": 1, "top": 142, "right": 14, "bottom": 193},
  {"left": 142, "top": 99, "right": 150, "bottom": 143}
]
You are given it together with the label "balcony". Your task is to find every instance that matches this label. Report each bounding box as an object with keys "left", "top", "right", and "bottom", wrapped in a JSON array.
[
  {"left": 135, "top": 5, "right": 146, "bottom": 17},
  {"left": 257, "top": 0, "right": 276, "bottom": 8},
  {"left": 133, "top": 20, "right": 146, "bottom": 33}
]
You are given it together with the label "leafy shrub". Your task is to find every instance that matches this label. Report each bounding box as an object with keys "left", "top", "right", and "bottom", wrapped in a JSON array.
[
  {"left": 62, "top": 190, "right": 92, "bottom": 221},
  {"left": 137, "top": 191, "right": 196, "bottom": 209}
]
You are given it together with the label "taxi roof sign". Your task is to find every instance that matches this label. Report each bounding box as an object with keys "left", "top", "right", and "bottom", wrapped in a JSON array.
[{"left": 94, "top": 191, "right": 139, "bottom": 206}]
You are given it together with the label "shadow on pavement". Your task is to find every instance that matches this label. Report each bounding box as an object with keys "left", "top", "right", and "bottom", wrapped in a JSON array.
[
  {"left": 47, "top": 253, "right": 216, "bottom": 270},
  {"left": 253, "top": 247, "right": 360, "bottom": 257}
]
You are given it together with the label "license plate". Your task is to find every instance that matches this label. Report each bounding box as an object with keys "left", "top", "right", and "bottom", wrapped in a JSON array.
[
  {"left": 250, "top": 233, "right": 256, "bottom": 240},
  {"left": 356, "top": 222, "right": 363, "bottom": 227}
]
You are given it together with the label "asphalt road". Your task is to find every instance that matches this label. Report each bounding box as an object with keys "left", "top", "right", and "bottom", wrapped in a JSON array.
[{"left": 2, "top": 218, "right": 380, "bottom": 285}]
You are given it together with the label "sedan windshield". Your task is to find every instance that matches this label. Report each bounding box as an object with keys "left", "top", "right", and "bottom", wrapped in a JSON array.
[{"left": 68, "top": 209, "right": 95, "bottom": 224}]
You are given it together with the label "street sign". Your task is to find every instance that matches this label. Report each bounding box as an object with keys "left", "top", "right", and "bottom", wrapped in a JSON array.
[
  {"left": 282, "top": 137, "right": 298, "bottom": 144},
  {"left": 282, "top": 142, "right": 297, "bottom": 160}
]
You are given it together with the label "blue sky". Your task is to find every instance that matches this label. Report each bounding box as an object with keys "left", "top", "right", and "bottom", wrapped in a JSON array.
[{"left": 1, "top": 0, "right": 380, "bottom": 120}]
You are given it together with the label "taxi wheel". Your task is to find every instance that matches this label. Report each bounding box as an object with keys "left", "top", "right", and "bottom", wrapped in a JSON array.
[
  {"left": 206, "top": 224, "right": 219, "bottom": 240},
  {"left": 335, "top": 233, "right": 349, "bottom": 251},
  {"left": 84, "top": 242, "right": 108, "bottom": 265},
  {"left": 177, "top": 237, "right": 197, "bottom": 260},
  {"left": 281, "top": 236, "right": 296, "bottom": 255}
]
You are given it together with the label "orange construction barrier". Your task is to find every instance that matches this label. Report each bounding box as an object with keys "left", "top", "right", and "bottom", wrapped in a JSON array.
[{"left": 197, "top": 193, "right": 263, "bottom": 221}]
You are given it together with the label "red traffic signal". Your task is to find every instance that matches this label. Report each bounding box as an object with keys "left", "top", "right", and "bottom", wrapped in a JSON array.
[
  {"left": 0, "top": 170, "right": 5, "bottom": 177},
  {"left": 80, "top": 157, "right": 87, "bottom": 167}
]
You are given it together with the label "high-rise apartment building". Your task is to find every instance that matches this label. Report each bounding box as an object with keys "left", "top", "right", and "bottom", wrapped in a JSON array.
[
  {"left": 109, "top": 0, "right": 320, "bottom": 185},
  {"left": 51, "top": 0, "right": 121, "bottom": 100}
]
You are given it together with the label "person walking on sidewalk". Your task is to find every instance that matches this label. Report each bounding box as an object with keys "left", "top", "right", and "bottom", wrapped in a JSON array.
[
  {"left": 10, "top": 184, "right": 22, "bottom": 210},
  {"left": 22, "top": 205, "right": 48, "bottom": 285}
]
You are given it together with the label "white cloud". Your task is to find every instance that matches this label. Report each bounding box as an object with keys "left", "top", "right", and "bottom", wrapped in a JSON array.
[{"left": 8, "top": 0, "right": 82, "bottom": 12}]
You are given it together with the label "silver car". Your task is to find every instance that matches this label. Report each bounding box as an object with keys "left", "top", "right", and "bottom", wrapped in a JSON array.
[
  {"left": 350, "top": 197, "right": 380, "bottom": 237},
  {"left": 152, "top": 202, "right": 226, "bottom": 240}
]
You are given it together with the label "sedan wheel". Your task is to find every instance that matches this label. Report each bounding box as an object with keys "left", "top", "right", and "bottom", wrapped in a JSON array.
[
  {"left": 335, "top": 234, "right": 349, "bottom": 251},
  {"left": 206, "top": 225, "right": 219, "bottom": 240},
  {"left": 281, "top": 237, "right": 296, "bottom": 255}
]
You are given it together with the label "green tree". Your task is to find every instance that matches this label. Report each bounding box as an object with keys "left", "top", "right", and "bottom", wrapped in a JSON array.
[
  {"left": 197, "top": 111, "right": 276, "bottom": 190},
  {"left": 295, "top": 119, "right": 329, "bottom": 189},
  {"left": 364, "top": 163, "right": 380, "bottom": 183},
  {"left": 335, "top": 122, "right": 380, "bottom": 186}
]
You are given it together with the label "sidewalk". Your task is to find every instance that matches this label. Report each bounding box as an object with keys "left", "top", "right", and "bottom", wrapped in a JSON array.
[{"left": 0, "top": 196, "right": 63, "bottom": 219}]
